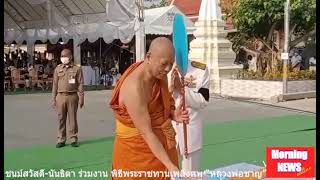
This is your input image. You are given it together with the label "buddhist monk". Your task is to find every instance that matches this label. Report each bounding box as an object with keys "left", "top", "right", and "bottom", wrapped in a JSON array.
[{"left": 109, "top": 37, "right": 189, "bottom": 179}]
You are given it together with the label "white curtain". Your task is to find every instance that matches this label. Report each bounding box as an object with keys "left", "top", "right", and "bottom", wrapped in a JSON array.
[
  {"left": 106, "top": 0, "right": 139, "bottom": 44},
  {"left": 82, "top": 66, "right": 100, "bottom": 85}
]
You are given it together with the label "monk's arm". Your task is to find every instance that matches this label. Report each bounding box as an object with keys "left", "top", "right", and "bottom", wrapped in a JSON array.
[
  {"left": 165, "top": 76, "right": 180, "bottom": 122},
  {"left": 123, "top": 83, "right": 177, "bottom": 170}
]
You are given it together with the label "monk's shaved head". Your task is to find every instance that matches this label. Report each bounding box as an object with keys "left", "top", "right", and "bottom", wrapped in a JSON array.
[
  {"left": 148, "top": 37, "right": 175, "bottom": 58},
  {"left": 145, "top": 37, "right": 175, "bottom": 79}
]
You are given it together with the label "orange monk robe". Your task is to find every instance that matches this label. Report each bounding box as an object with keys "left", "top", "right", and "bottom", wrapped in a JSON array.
[{"left": 109, "top": 62, "right": 179, "bottom": 179}]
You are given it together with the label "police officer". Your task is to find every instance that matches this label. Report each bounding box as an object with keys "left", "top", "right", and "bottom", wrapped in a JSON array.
[
  {"left": 168, "top": 60, "right": 210, "bottom": 171},
  {"left": 52, "top": 49, "right": 84, "bottom": 148}
]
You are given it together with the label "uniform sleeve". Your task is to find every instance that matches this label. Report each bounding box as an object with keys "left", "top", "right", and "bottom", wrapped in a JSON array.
[
  {"left": 77, "top": 67, "right": 84, "bottom": 103},
  {"left": 185, "top": 67, "right": 210, "bottom": 110},
  {"left": 52, "top": 67, "right": 58, "bottom": 101}
]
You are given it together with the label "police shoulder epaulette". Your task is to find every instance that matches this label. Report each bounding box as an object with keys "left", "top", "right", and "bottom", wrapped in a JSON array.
[{"left": 191, "top": 61, "right": 206, "bottom": 70}]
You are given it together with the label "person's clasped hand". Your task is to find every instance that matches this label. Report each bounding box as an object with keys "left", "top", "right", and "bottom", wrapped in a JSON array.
[
  {"left": 171, "top": 67, "right": 183, "bottom": 92},
  {"left": 184, "top": 77, "right": 192, "bottom": 87},
  {"left": 174, "top": 102, "right": 189, "bottom": 124}
]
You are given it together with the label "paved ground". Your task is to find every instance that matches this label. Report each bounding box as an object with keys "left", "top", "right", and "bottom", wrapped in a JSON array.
[
  {"left": 4, "top": 91, "right": 316, "bottom": 179},
  {"left": 4, "top": 90, "right": 314, "bottom": 149},
  {"left": 5, "top": 114, "right": 315, "bottom": 178},
  {"left": 257, "top": 98, "right": 316, "bottom": 113}
]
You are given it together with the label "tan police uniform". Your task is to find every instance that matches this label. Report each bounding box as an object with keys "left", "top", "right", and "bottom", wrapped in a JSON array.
[{"left": 52, "top": 63, "right": 84, "bottom": 143}]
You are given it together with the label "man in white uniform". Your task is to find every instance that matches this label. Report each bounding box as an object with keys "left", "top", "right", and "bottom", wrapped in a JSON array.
[{"left": 168, "top": 60, "right": 210, "bottom": 171}]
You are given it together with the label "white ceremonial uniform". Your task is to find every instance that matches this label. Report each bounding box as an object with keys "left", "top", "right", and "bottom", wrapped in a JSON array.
[{"left": 168, "top": 60, "right": 210, "bottom": 171}]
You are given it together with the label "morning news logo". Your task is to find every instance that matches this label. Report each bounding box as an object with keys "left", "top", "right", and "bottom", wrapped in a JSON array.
[{"left": 266, "top": 146, "right": 315, "bottom": 178}]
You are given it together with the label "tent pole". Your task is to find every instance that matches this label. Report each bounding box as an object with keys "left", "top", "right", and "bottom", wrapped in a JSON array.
[
  {"left": 135, "top": 0, "right": 145, "bottom": 62},
  {"left": 98, "top": 38, "right": 102, "bottom": 88}
]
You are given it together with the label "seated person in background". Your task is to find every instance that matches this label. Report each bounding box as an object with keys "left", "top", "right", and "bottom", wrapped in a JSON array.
[
  {"left": 24, "top": 75, "right": 31, "bottom": 89},
  {"left": 38, "top": 66, "right": 44, "bottom": 78},
  {"left": 42, "top": 65, "right": 51, "bottom": 90},
  {"left": 44, "top": 61, "right": 54, "bottom": 77},
  {"left": 4, "top": 67, "right": 11, "bottom": 78},
  {"left": 4, "top": 67, "right": 11, "bottom": 90},
  {"left": 28, "top": 66, "right": 43, "bottom": 89},
  {"left": 309, "top": 56, "right": 316, "bottom": 66},
  {"left": 247, "top": 55, "right": 257, "bottom": 72},
  {"left": 309, "top": 56, "right": 316, "bottom": 71},
  {"left": 290, "top": 52, "right": 304, "bottom": 71}
]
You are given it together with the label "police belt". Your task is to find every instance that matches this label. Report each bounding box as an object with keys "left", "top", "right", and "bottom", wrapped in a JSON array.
[{"left": 58, "top": 92, "right": 77, "bottom": 95}]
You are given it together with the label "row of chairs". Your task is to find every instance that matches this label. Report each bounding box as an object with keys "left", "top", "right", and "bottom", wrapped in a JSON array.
[{"left": 4, "top": 68, "right": 53, "bottom": 92}]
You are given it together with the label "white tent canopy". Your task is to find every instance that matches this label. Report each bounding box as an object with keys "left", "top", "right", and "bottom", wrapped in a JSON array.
[
  {"left": 144, "top": 5, "right": 195, "bottom": 35},
  {"left": 4, "top": 0, "right": 194, "bottom": 45},
  {"left": 4, "top": 0, "right": 135, "bottom": 44}
]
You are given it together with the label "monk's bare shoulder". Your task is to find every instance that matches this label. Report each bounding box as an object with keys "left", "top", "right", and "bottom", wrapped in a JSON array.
[{"left": 119, "top": 70, "right": 144, "bottom": 104}]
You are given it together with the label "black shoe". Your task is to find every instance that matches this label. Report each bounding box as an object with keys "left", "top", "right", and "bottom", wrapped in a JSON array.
[
  {"left": 71, "top": 142, "right": 79, "bottom": 147},
  {"left": 56, "top": 142, "right": 65, "bottom": 148}
]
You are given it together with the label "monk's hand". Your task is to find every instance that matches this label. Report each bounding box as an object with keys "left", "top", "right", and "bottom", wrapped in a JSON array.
[
  {"left": 167, "top": 163, "right": 180, "bottom": 173},
  {"left": 174, "top": 103, "right": 189, "bottom": 124}
]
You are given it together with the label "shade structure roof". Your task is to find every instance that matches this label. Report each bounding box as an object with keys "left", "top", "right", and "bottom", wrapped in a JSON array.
[
  {"left": 144, "top": 5, "right": 195, "bottom": 35},
  {"left": 4, "top": 0, "right": 195, "bottom": 44}
]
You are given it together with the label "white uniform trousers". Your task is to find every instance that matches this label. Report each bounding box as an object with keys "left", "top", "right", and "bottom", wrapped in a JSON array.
[{"left": 180, "top": 149, "right": 201, "bottom": 171}]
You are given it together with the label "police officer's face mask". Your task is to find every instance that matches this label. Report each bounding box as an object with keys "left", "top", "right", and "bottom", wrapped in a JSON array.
[{"left": 61, "top": 57, "right": 70, "bottom": 64}]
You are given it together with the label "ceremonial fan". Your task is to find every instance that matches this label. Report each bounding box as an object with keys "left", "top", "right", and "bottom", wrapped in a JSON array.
[{"left": 172, "top": 13, "right": 189, "bottom": 158}]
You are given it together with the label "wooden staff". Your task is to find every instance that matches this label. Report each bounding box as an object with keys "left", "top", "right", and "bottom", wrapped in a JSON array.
[{"left": 181, "top": 76, "right": 188, "bottom": 158}]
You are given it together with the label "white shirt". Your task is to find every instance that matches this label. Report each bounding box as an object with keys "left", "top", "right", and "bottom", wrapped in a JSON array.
[
  {"left": 168, "top": 60, "right": 210, "bottom": 154},
  {"left": 309, "top": 57, "right": 316, "bottom": 65},
  {"left": 291, "top": 55, "right": 302, "bottom": 65},
  {"left": 248, "top": 57, "right": 257, "bottom": 71}
]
